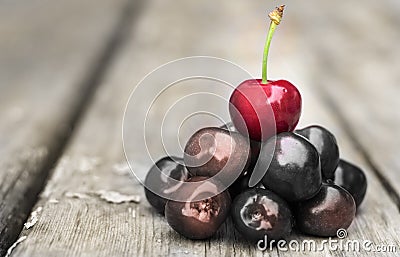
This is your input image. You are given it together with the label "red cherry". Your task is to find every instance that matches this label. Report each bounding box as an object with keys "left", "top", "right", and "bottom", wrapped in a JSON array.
[
  {"left": 229, "top": 79, "right": 301, "bottom": 141},
  {"left": 229, "top": 6, "right": 301, "bottom": 141}
]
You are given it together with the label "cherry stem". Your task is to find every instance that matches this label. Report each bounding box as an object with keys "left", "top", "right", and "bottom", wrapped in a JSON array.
[{"left": 262, "top": 5, "right": 285, "bottom": 84}]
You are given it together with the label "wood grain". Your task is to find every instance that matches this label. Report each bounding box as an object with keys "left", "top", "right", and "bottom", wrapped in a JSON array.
[
  {"left": 9, "top": 0, "right": 400, "bottom": 256},
  {"left": 0, "top": 0, "right": 135, "bottom": 254},
  {"left": 297, "top": 0, "right": 400, "bottom": 206}
]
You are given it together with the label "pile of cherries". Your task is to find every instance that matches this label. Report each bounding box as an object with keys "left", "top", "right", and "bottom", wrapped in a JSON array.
[{"left": 144, "top": 5, "right": 367, "bottom": 244}]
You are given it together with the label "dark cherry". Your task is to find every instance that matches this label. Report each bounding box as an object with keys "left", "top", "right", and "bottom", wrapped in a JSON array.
[
  {"left": 218, "top": 124, "right": 261, "bottom": 198},
  {"left": 184, "top": 127, "right": 250, "bottom": 186},
  {"left": 229, "top": 170, "right": 266, "bottom": 199},
  {"left": 332, "top": 159, "right": 367, "bottom": 208},
  {"left": 220, "top": 122, "right": 261, "bottom": 170},
  {"left": 144, "top": 156, "right": 190, "bottom": 214},
  {"left": 294, "top": 184, "right": 356, "bottom": 237},
  {"left": 231, "top": 188, "right": 293, "bottom": 242},
  {"left": 258, "top": 132, "right": 322, "bottom": 202},
  {"left": 165, "top": 176, "right": 231, "bottom": 240},
  {"left": 229, "top": 79, "right": 301, "bottom": 141},
  {"left": 229, "top": 173, "right": 251, "bottom": 199},
  {"left": 296, "top": 125, "right": 339, "bottom": 180}
]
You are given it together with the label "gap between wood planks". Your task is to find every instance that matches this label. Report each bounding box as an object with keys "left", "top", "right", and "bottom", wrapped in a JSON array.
[{"left": 4, "top": 0, "right": 143, "bottom": 254}]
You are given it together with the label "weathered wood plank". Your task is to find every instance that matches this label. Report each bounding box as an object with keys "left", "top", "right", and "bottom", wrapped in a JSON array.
[
  {"left": 11, "top": 0, "right": 400, "bottom": 256},
  {"left": 0, "top": 0, "right": 135, "bottom": 254},
  {"left": 297, "top": 0, "right": 400, "bottom": 206}
]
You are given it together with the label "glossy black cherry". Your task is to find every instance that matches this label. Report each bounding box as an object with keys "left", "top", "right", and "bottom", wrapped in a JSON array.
[
  {"left": 295, "top": 184, "right": 356, "bottom": 237},
  {"left": 259, "top": 132, "right": 322, "bottom": 202},
  {"left": 296, "top": 125, "right": 339, "bottom": 180},
  {"left": 333, "top": 159, "right": 367, "bottom": 208},
  {"left": 144, "top": 156, "right": 190, "bottom": 214},
  {"left": 220, "top": 122, "right": 261, "bottom": 171},
  {"left": 165, "top": 176, "right": 231, "bottom": 239},
  {"left": 231, "top": 188, "right": 293, "bottom": 242},
  {"left": 229, "top": 173, "right": 251, "bottom": 199},
  {"left": 184, "top": 127, "right": 250, "bottom": 186}
]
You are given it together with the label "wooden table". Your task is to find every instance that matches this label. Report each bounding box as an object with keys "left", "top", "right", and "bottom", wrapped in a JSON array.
[{"left": 1, "top": 0, "right": 399, "bottom": 256}]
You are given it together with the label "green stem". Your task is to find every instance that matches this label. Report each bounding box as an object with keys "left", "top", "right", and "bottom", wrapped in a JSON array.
[
  {"left": 262, "top": 21, "right": 277, "bottom": 84},
  {"left": 261, "top": 5, "right": 285, "bottom": 84}
]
